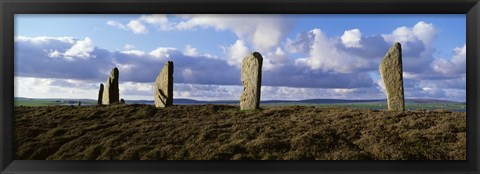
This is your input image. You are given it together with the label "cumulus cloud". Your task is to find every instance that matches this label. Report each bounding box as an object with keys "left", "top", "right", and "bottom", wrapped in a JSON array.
[
  {"left": 139, "top": 14, "right": 173, "bottom": 31},
  {"left": 15, "top": 36, "right": 75, "bottom": 44},
  {"left": 106, "top": 14, "right": 294, "bottom": 52},
  {"left": 341, "top": 29, "right": 362, "bottom": 48},
  {"left": 127, "top": 20, "right": 148, "bottom": 34},
  {"left": 44, "top": 37, "right": 95, "bottom": 61},
  {"left": 294, "top": 29, "right": 371, "bottom": 73},
  {"left": 262, "top": 47, "right": 288, "bottom": 71},
  {"left": 48, "top": 50, "right": 62, "bottom": 58},
  {"left": 63, "top": 37, "right": 95, "bottom": 59},
  {"left": 381, "top": 21, "right": 437, "bottom": 73},
  {"left": 432, "top": 44, "right": 466, "bottom": 75},
  {"left": 15, "top": 75, "right": 383, "bottom": 101},
  {"left": 15, "top": 18, "right": 466, "bottom": 102},
  {"left": 15, "top": 77, "right": 99, "bottom": 99},
  {"left": 226, "top": 40, "right": 250, "bottom": 67},
  {"left": 176, "top": 14, "right": 294, "bottom": 52},
  {"left": 16, "top": 35, "right": 380, "bottom": 90},
  {"left": 183, "top": 44, "right": 199, "bottom": 57},
  {"left": 260, "top": 86, "right": 385, "bottom": 101},
  {"left": 120, "top": 50, "right": 146, "bottom": 56},
  {"left": 148, "top": 47, "right": 177, "bottom": 58},
  {"left": 124, "top": 44, "right": 135, "bottom": 50},
  {"left": 107, "top": 20, "right": 128, "bottom": 30},
  {"left": 107, "top": 20, "right": 148, "bottom": 34}
]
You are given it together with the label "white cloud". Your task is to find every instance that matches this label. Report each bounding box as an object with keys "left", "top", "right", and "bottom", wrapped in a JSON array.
[
  {"left": 263, "top": 47, "right": 288, "bottom": 71},
  {"left": 15, "top": 17, "right": 466, "bottom": 103},
  {"left": 47, "top": 49, "right": 62, "bottom": 58},
  {"left": 127, "top": 20, "right": 148, "bottom": 34},
  {"left": 107, "top": 20, "right": 128, "bottom": 30},
  {"left": 139, "top": 14, "right": 173, "bottom": 31},
  {"left": 124, "top": 44, "right": 135, "bottom": 50},
  {"left": 15, "top": 36, "right": 75, "bottom": 44},
  {"left": 341, "top": 29, "right": 362, "bottom": 48},
  {"left": 121, "top": 50, "right": 146, "bottom": 56},
  {"left": 294, "top": 29, "right": 369, "bottom": 73},
  {"left": 107, "top": 20, "right": 148, "bottom": 34},
  {"left": 182, "top": 68, "right": 194, "bottom": 81},
  {"left": 226, "top": 40, "right": 250, "bottom": 67},
  {"left": 176, "top": 14, "right": 293, "bottom": 52},
  {"left": 44, "top": 37, "right": 95, "bottom": 60},
  {"left": 183, "top": 44, "right": 199, "bottom": 57},
  {"left": 63, "top": 37, "right": 95, "bottom": 59},
  {"left": 381, "top": 21, "right": 438, "bottom": 74},
  {"left": 382, "top": 26, "right": 418, "bottom": 44},
  {"left": 15, "top": 77, "right": 98, "bottom": 99},
  {"left": 148, "top": 47, "right": 177, "bottom": 58},
  {"left": 375, "top": 78, "right": 386, "bottom": 93},
  {"left": 261, "top": 86, "right": 384, "bottom": 101},
  {"left": 412, "top": 21, "right": 437, "bottom": 46},
  {"left": 119, "top": 81, "right": 153, "bottom": 97},
  {"left": 432, "top": 44, "right": 466, "bottom": 75},
  {"left": 382, "top": 21, "right": 436, "bottom": 48}
]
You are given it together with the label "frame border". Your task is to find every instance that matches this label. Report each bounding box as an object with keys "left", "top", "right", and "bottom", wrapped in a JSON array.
[{"left": 1, "top": 0, "right": 479, "bottom": 173}]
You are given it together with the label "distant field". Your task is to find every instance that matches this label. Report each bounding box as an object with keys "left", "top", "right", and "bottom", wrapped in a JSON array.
[
  {"left": 15, "top": 99, "right": 97, "bottom": 106},
  {"left": 15, "top": 104, "right": 465, "bottom": 160},
  {"left": 14, "top": 98, "right": 466, "bottom": 112}
]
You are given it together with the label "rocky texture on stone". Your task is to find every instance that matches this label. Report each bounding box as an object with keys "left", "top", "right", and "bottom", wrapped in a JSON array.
[
  {"left": 379, "top": 42, "right": 405, "bottom": 111},
  {"left": 102, "top": 67, "right": 119, "bottom": 105},
  {"left": 240, "top": 52, "right": 263, "bottom": 110},
  {"left": 97, "top": 83, "right": 104, "bottom": 105},
  {"left": 154, "top": 61, "right": 174, "bottom": 108}
]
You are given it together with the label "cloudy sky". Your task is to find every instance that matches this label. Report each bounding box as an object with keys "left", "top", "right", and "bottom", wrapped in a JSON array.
[{"left": 14, "top": 14, "right": 466, "bottom": 101}]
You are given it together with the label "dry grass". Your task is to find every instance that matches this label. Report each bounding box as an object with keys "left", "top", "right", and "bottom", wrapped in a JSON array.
[{"left": 14, "top": 104, "right": 466, "bottom": 160}]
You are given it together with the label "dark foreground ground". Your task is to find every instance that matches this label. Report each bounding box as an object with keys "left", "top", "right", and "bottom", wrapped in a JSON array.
[{"left": 15, "top": 104, "right": 465, "bottom": 160}]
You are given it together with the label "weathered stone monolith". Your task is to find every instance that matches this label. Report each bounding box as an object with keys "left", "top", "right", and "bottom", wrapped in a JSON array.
[
  {"left": 379, "top": 42, "right": 405, "bottom": 111},
  {"left": 97, "top": 83, "right": 104, "bottom": 105},
  {"left": 102, "top": 67, "right": 119, "bottom": 105},
  {"left": 154, "top": 61, "right": 174, "bottom": 108},
  {"left": 240, "top": 52, "right": 263, "bottom": 110}
]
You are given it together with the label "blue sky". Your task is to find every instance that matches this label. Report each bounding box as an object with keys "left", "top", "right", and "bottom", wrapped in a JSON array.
[{"left": 14, "top": 14, "right": 466, "bottom": 101}]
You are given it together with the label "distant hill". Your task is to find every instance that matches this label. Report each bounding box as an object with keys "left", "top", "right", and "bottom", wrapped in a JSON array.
[
  {"left": 15, "top": 97, "right": 465, "bottom": 105},
  {"left": 407, "top": 98, "right": 462, "bottom": 104}
]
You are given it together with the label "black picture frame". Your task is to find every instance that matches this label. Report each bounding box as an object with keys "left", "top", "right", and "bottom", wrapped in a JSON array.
[{"left": 1, "top": 0, "right": 479, "bottom": 173}]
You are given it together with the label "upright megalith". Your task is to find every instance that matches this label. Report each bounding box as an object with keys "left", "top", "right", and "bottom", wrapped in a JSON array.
[
  {"left": 97, "top": 83, "right": 104, "bottom": 105},
  {"left": 154, "top": 61, "right": 174, "bottom": 108},
  {"left": 102, "top": 67, "right": 120, "bottom": 105},
  {"left": 379, "top": 42, "right": 405, "bottom": 111},
  {"left": 240, "top": 52, "right": 263, "bottom": 110}
]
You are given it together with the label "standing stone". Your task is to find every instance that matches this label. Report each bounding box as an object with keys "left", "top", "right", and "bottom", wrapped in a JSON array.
[
  {"left": 97, "top": 83, "right": 104, "bottom": 105},
  {"left": 379, "top": 42, "right": 405, "bottom": 111},
  {"left": 154, "top": 61, "right": 174, "bottom": 108},
  {"left": 120, "top": 98, "right": 125, "bottom": 104},
  {"left": 240, "top": 52, "right": 263, "bottom": 110},
  {"left": 102, "top": 67, "right": 119, "bottom": 105}
]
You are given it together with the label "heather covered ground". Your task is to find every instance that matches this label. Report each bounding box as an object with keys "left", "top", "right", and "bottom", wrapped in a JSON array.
[{"left": 15, "top": 104, "right": 466, "bottom": 160}]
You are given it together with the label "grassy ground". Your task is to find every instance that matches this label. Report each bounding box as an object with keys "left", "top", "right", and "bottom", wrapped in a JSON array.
[{"left": 15, "top": 104, "right": 466, "bottom": 160}]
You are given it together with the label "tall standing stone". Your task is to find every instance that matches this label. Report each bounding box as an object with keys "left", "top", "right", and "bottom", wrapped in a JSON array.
[
  {"left": 102, "top": 67, "right": 119, "bottom": 105},
  {"left": 154, "top": 61, "right": 174, "bottom": 108},
  {"left": 240, "top": 52, "right": 263, "bottom": 110},
  {"left": 379, "top": 42, "right": 405, "bottom": 111},
  {"left": 97, "top": 83, "right": 104, "bottom": 105}
]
